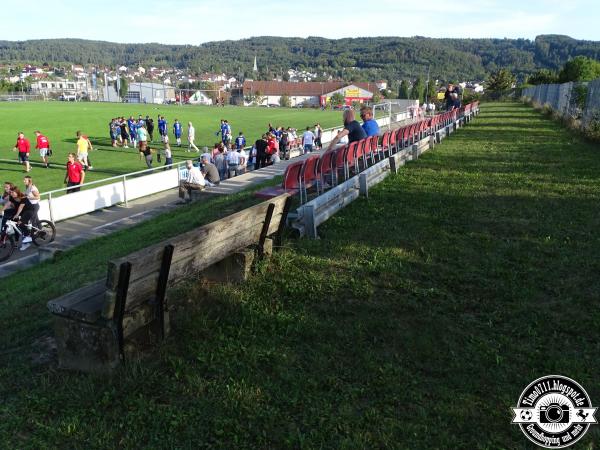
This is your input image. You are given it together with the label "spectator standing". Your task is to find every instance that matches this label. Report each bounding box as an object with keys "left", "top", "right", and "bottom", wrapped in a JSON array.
[
  {"left": 279, "top": 128, "right": 289, "bottom": 160},
  {"left": 173, "top": 119, "right": 182, "bottom": 147},
  {"left": 360, "top": 106, "right": 380, "bottom": 137},
  {"left": 120, "top": 118, "right": 130, "bottom": 148},
  {"left": 13, "top": 132, "right": 31, "bottom": 173},
  {"left": 64, "top": 153, "right": 85, "bottom": 193},
  {"left": 238, "top": 147, "right": 248, "bottom": 174},
  {"left": 137, "top": 124, "right": 148, "bottom": 161},
  {"left": 163, "top": 139, "right": 173, "bottom": 169},
  {"left": 255, "top": 134, "right": 269, "bottom": 169},
  {"left": 314, "top": 123, "right": 323, "bottom": 149},
  {"left": 143, "top": 145, "right": 153, "bottom": 169},
  {"left": 302, "top": 126, "right": 315, "bottom": 154},
  {"left": 444, "top": 84, "right": 456, "bottom": 111},
  {"left": 76, "top": 131, "right": 93, "bottom": 170},
  {"left": 23, "top": 175, "right": 40, "bottom": 228},
  {"left": 214, "top": 144, "right": 228, "bottom": 180},
  {"left": 187, "top": 122, "right": 199, "bottom": 152},
  {"left": 146, "top": 116, "right": 155, "bottom": 142},
  {"left": 34, "top": 130, "right": 51, "bottom": 168},
  {"left": 178, "top": 160, "right": 205, "bottom": 202},
  {"left": 226, "top": 146, "right": 241, "bottom": 178},
  {"left": 1, "top": 182, "right": 16, "bottom": 235}
]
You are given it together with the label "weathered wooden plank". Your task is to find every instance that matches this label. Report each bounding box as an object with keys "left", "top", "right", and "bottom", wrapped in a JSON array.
[
  {"left": 102, "top": 196, "right": 290, "bottom": 319},
  {"left": 105, "top": 194, "right": 290, "bottom": 290},
  {"left": 47, "top": 280, "right": 106, "bottom": 322},
  {"left": 102, "top": 224, "right": 265, "bottom": 318}
]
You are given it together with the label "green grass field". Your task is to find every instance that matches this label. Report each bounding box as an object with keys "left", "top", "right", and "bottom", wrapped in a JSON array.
[
  {"left": 0, "top": 102, "right": 341, "bottom": 192},
  {"left": 1, "top": 102, "right": 599, "bottom": 448}
]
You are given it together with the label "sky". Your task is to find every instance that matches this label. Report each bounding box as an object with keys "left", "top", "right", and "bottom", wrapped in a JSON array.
[{"left": 3, "top": 0, "right": 600, "bottom": 44}]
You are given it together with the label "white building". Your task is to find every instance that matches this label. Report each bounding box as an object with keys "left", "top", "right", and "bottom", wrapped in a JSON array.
[{"left": 30, "top": 79, "right": 88, "bottom": 98}]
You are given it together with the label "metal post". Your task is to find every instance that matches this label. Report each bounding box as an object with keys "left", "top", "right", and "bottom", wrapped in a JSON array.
[
  {"left": 122, "top": 175, "right": 128, "bottom": 206},
  {"left": 47, "top": 192, "right": 55, "bottom": 223}
]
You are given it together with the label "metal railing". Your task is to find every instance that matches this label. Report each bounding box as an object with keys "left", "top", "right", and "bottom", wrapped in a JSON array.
[{"left": 35, "top": 109, "right": 411, "bottom": 223}]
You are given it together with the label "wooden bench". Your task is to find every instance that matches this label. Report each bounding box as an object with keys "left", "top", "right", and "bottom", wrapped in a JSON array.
[{"left": 47, "top": 193, "right": 292, "bottom": 373}]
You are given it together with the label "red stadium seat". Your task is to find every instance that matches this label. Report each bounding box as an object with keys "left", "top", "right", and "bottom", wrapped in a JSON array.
[
  {"left": 318, "top": 149, "right": 337, "bottom": 188},
  {"left": 300, "top": 155, "right": 321, "bottom": 203},
  {"left": 255, "top": 160, "right": 304, "bottom": 200},
  {"left": 334, "top": 144, "right": 350, "bottom": 182}
]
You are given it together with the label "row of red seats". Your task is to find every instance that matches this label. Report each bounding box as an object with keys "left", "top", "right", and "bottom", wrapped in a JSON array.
[{"left": 256, "top": 102, "right": 480, "bottom": 204}]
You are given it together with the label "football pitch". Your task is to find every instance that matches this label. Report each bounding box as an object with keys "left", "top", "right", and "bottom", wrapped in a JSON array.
[{"left": 0, "top": 101, "right": 342, "bottom": 193}]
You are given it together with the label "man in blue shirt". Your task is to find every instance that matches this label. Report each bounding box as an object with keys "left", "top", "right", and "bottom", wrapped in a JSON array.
[
  {"left": 173, "top": 119, "right": 182, "bottom": 147},
  {"left": 158, "top": 115, "right": 168, "bottom": 142},
  {"left": 221, "top": 120, "right": 232, "bottom": 146},
  {"left": 127, "top": 116, "right": 138, "bottom": 148},
  {"left": 235, "top": 132, "right": 246, "bottom": 150},
  {"left": 360, "top": 106, "right": 380, "bottom": 137}
]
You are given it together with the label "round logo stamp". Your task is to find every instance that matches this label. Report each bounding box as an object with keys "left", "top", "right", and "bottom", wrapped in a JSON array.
[{"left": 512, "top": 375, "right": 597, "bottom": 448}]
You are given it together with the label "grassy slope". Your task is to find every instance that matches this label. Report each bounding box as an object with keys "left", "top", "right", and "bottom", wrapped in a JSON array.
[
  {"left": 0, "top": 102, "right": 340, "bottom": 192},
  {"left": 1, "top": 102, "right": 600, "bottom": 449}
]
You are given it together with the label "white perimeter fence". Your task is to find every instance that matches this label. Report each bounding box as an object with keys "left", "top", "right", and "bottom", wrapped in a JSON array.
[
  {"left": 522, "top": 78, "right": 600, "bottom": 126},
  {"left": 36, "top": 101, "right": 417, "bottom": 223}
]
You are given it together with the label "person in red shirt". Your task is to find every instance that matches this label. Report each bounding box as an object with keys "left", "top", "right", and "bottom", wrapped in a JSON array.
[
  {"left": 13, "top": 132, "right": 31, "bottom": 173},
  {"left": 34, "top": 130, "right": 51, "bottom": 169},
  {"left": 64, "top": 153, "right": 85, "bottom": 194}
]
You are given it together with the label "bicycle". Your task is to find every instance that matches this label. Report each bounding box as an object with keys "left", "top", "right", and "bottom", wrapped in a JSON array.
[{"left": 0, "top": 217, "right": 56, "bottom": 262}]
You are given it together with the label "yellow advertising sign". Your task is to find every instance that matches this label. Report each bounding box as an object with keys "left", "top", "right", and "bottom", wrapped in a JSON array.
[{"left": 345, "top": 88, "right": 360, "bottom": 97}]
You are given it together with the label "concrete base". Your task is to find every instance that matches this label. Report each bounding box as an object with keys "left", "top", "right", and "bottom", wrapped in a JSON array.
[
  {"left": 53, "top": 316, "right": 120, "bottom": 373},
  {"left": 200, "top": 248, "right": 256, "bottom": 284}
]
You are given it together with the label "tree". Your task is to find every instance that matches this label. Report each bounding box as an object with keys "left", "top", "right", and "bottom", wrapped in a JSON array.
[
  {"left": 558, "top": 56, "right": 600, "bottom": 83},
  {"left": 527, "top": 69, "right": 558, "bottom": 85},
  {"left": 398, "top": 80, "right": 410, "bottom": 99},
  {"left": 487, "top": 69, "right": 516, "bottom": 92},
  {"left": 411, "top": 77, "right": 425, "bottom": 103},
  {"left": 279, "top": 93, "right": 291, "bottom": 108},
  {"left": 371, "top": 91, "right": 382, "bottom": 104},
  {"left": 425, "top": 80, "right": 436, "bottom": 102},
  {"left": 118, "top": 77, "right": 128, "bottom": 98},
  {"left": 330, "top": 92, "right": 345, "bottom": 107}
]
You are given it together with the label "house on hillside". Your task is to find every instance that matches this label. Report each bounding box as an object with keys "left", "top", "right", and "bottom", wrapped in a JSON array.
[{"left": 241, "top": 81, "right": 378, "bottom": 107}]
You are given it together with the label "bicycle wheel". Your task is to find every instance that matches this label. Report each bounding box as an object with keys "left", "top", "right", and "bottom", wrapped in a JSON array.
[
  {"left": 0, "top": 234, "right": 16, "bottom": 262},
  {"left": 32, "top": 220, "right": 56, "bottom": 247}
]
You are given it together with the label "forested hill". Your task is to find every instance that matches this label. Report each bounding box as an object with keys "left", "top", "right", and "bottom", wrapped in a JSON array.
[{"left": 1, "top": 35, "right": 599, "bottom": 81}]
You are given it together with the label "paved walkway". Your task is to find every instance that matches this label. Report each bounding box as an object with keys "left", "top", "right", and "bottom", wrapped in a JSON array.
[
  {"left": 0, "top": 147, "right": 322, "bottom": 277},
  {"left": 0, "top": 118, "right": 413, "bottom": 277}
]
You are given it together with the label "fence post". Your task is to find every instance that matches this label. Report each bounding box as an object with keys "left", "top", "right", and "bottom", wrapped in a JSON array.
[
  {"left": 122, "top": 175, "right": 128, "bottom": 206},
  {"left": 359, "top": 173, "right": 369, "bottom": 198},
  {"left": 47, "top": 192, "right": 55, "bottom": 223},
  {"left": 305, "top": 204, "right": 318, "bottom": 239}
]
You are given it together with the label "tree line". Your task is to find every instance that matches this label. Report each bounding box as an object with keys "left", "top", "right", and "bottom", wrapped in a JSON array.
[{"left": 0, "top": 34, "right": 599, "bottom": 84}]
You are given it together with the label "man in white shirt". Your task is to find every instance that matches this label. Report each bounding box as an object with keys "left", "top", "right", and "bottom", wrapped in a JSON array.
[
  {"left": 188, "top": 122, "right": 199, "bottom": 152},
  {"left": 178, "top": 160, "right": 205, "bottom": 202},
  {"left": 302, "top": 127, "right": 315, "bottom": 154},
  {"left": 238, "top": 148, "right": 248, "bottom": 174}
]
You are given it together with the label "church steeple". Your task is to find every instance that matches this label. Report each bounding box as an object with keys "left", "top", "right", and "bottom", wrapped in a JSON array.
[{"left": 253, "top": 55, "right": 258, "bottom": 72}]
